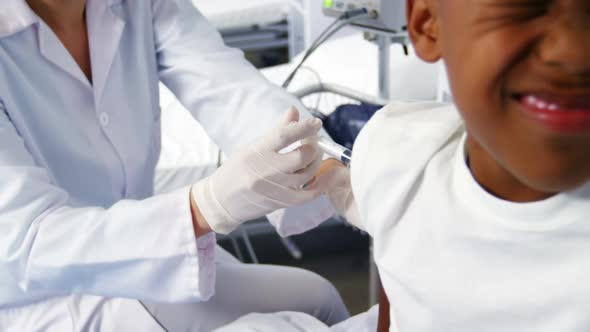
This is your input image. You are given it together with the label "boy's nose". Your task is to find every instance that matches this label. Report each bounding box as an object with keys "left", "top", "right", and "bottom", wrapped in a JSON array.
[{"left": 537, "top": 14, "right": 590, "bottom": 76}]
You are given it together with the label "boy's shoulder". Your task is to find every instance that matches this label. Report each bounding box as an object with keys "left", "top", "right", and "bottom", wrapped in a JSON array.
[
  {"left": 350, "top": 101, "right": 463, "bottom": 235},
  {"left": 358, "top": 101, "right": 462, "bottom": 142}
]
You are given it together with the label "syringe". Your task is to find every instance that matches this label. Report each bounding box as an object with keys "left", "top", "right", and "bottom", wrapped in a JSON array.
[
  {"left": 298, "top": 136, "right": 352, "bottom": 189},
  {"left": 314, "top": 136, "right": 352, "bottom": 167}
]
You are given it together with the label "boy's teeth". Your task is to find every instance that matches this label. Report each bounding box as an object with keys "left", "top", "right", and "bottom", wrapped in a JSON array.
[
  {"left": 517, "top": 93, "right": 590, "bottom": 133},
  {"left": 521, "top": 94, "right": 590, "bottom": 112},
  {"left": 522, "top": 95, "right": 561, "bottom": 111}
]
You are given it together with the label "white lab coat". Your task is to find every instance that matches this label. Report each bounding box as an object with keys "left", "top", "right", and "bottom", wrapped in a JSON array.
[{"left": 0, "top": 0, "right": 333, "bottom": 329}]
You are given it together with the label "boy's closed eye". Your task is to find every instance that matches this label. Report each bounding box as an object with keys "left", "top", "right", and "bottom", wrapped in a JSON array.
[{"left": 477, "top": 0, "right": 553, "bottom": 24}]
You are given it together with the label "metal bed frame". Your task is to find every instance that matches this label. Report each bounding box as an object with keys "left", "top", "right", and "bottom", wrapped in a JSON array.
[
  {"left": 220, "top": 22, "right": 290, "bottom": 54},
  {"left": 218, "top": 7, "right": 306, "bottom": 64},
  {"left": 293, "top": 83, "right": 388, "bottom": 107}
]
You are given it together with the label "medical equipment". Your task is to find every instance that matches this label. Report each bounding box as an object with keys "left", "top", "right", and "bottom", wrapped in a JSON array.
[
  {"left": 322, "top": 0, "right": 406, "bottom": 34},
  {"left": 317, "top": 136, "right": 352, "bottom": 167},
  {"left": 322, "top": 0, "right": 408, "bottom": 102},
  {"left": 301, "top": 136, "right": 352, "bottom": 167},
  {"left": 284, "top": 0, "right": 408, "bottom": 100}
]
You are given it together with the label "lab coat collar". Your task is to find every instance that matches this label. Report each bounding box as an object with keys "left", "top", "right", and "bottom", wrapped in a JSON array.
[
  {"left": 0, "top": 0, "right": 37, "bottom": 38},
  {"left": 0, "top": 0, "right": 124, "bottom": 39},
  {"left": 87, "top": 0, "right": 126, "bottom": 101}
]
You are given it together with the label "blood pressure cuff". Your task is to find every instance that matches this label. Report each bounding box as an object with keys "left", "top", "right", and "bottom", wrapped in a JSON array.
[{"left": 322, "top": 103, "right": 383, "bottom": 149}]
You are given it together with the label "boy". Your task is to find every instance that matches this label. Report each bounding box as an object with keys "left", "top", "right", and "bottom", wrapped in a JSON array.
[
  {"left": 217, "top": 0, "right": 590, "bottom": 330},
  {"left": 334, "top": 0, "right": 590, "bottom": 330}
]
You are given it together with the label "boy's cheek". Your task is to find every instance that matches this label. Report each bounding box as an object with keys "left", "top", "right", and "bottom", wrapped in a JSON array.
[{"left": 443, "top": 27, "right": 532, "bottom": 120}]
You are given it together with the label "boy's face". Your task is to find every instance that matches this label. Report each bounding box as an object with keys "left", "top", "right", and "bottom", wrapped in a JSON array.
[{"left": 408, "top": 0, "right": 590, "bottom": 200}]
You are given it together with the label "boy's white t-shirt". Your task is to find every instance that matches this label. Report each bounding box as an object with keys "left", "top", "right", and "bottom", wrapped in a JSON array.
[{"left": 351, "top": 102, "right": 590, "bottom": 332}]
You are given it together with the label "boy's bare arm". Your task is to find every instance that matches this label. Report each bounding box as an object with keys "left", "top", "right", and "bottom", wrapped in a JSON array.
[{"left": 377, "top": 284, "right": 390, "bottom": 332}]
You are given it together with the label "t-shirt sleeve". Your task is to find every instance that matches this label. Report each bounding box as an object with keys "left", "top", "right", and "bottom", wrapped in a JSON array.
[{"left": 350, "top": 101, "right": 463, "bottom": 237}]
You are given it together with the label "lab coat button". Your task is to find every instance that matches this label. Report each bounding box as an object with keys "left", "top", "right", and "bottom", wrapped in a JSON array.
[{"left": 99, "top": 113, "right": 110, "bottom": 126}]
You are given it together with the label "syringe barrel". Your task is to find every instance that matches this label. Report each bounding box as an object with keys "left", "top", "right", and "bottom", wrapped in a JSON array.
[{"left": 316, "top": 136, "right": 352, "bottom": 167}]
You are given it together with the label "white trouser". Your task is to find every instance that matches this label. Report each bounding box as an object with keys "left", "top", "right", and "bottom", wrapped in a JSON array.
[
  {"left": 0, "top": 245, "right": 348, "bottom": 332},
  {"left": 213, "top": 304, "right": 379, "bottom": 332},
  {"left": 142, "top": 246, "right": 350, "bottom": 332}
]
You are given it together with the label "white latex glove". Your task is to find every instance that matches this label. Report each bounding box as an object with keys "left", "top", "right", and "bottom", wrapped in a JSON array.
[
  {"left": 191, "top": 108, "right": 323, "bottom": 234},
  {"left": 312, "top": 160, "right": 362, "bottom": 230}
]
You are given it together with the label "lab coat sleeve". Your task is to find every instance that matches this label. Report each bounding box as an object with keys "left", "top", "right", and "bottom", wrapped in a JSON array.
[
  {"left": 0, "top": 102, "right": 216, "bottom": 303},
  {"left": 152, "top": 0, "right": 336, "bottom": 235},
  {"left": 152, "top": 0, "right": 307, "bottom": 155}
]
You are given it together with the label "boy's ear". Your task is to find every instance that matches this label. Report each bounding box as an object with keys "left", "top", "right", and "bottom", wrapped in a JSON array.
[{"left": 406, "top": 0, "right": 442, "bottom": 63}]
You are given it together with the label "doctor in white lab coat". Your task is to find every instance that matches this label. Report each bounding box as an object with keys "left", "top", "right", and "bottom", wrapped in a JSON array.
[{"left": 0, "top": 0, "right": 350, "bottom": 331}]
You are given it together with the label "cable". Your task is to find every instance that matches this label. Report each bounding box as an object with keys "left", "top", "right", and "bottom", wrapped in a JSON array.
[
  {"left": 308, "top": 9, "right": 371, "bottom": 56},
  {"left": 282, "top": 8, "right": 369, "bottom": 89},
  {"left": 281, "top": 16, "right": 343, "bottom": 88},
  {"left": 298, "top": 66, "right": 324, "bottom": 115},
  {"left": 282, "top": 11, "right": 365, "bottom": 88}
]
